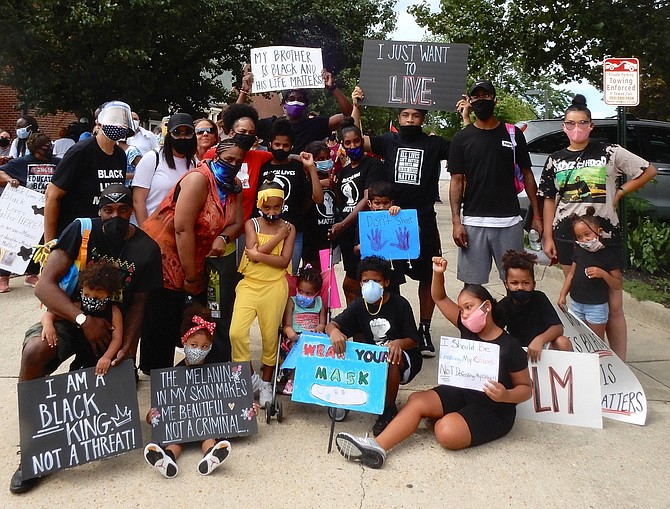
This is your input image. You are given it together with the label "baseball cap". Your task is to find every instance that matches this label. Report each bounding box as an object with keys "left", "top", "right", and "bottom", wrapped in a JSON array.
[
  {"left": 99, "top": 184, "right": 133, "bottom": 208},
  {"left": 167, "top": 113, "right": 194, "bottom": 133},
  {"left": 469, "top": 80, "right": 496, "bottom": 97}
]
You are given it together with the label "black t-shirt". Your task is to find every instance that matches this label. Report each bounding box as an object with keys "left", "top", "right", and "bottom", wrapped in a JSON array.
[
  {"left": 337, "top": 156, "right": 386, "bottom": 218},
  {"left": 499, "top": 291, "right": 562, "bottom": 347},
  {"left": 257, "top": 160, "right": 311, "bottom": 230},
  {"left": 0, "top": 155, "right": 61, "bottom": 194},
  {"left": 257, "top": 116, "right": 331, "bottom": 154},
  {"left": 369, "top": 132, "right": 449, "bottom": 217},
  {"left": 448, "top": 123, "right": 531, "bottom": 217},
  {"left": 571, "top": 246, "right": 620, "bottom": 305},
  {"left": 55, "top": 218, "right": 163, "bottom": 309},
  {"left": 303, "top": 185, "right": 338, "bottom": 255},
  {"left": 51, "top": 137, "right": 127, "bottom": 236},
  {"left": 333, "top": 292, "right": 420, "bottom": 348}
]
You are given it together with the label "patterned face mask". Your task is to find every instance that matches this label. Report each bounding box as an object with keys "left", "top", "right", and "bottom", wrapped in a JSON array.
[
  {"left": 183, "top": 345, "right": 212, "bottom": 365},
  {"left": 100, "top": 124, "right": 128, "bottom": 142},
  {"left": 80, "top": 290, "right": 110, "bottom": 314}
]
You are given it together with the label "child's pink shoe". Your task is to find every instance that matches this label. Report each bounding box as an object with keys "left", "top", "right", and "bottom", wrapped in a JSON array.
[{"left": 282, "top": 379, "right": 294, "bottom": 395}]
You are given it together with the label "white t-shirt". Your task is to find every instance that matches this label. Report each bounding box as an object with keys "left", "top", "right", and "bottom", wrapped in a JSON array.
[
  {"left": 53, "top": 138, "right": 75, "bottom": 158},
  {"left": 128, "top": 127, "right": 160, "bottom": 155},
  {"left": 132, "top": 149, "right": 192, "bottom": 218}
]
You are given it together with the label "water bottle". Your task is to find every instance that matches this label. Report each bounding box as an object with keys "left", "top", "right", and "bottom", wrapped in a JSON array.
[{"left": 528, "top": 229, "right": 541, "bottom": 251}]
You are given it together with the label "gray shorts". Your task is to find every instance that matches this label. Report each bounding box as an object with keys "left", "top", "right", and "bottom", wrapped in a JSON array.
[{"left": 457, "top": 222, "right": 524, "bottom": 284}]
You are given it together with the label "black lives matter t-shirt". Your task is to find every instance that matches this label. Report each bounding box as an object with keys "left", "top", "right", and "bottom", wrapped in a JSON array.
[
  {"left": 369, "top": 132, "right": 449, "bottom": 217},
  {"left": 337, "top": 156, "right": 386, "bottom": 218},
  {"left": 257, "top": 160, "right": 311, "bottom": 231},
  {"left": 257, "top": 116, "right": 331, "bottom": 154},
  {"left": 51, "top": 136, "right": 127, "bottom": 235},
  {"left": 448, "top": 123, "right": 531, "bottom": 218},
  {"left": 499, "top": 291, "right": 562, "bottom": 347}
]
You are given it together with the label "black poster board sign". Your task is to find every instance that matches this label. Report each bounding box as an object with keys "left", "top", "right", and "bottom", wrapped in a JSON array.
[
  {"left": 150, "top": 361, "right": 258, "bottom": 445},
  {"left": 359, "top": 39, "right": 469, "bottom": 111},
  {"left": 18, "top": 360, "right": 142, "bottom": 480}
]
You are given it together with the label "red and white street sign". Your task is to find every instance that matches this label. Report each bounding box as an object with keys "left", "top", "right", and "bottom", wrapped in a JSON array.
[{"left": 603, "top": 58, "right": 639, "bottom": 106}]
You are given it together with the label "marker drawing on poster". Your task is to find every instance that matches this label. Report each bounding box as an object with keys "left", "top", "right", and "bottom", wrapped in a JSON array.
[
  {"left": 359, "top": 209, "right": 420, "bottom": 260},
  {"left": 438, "top": 336, "right": 499, "bottom": 391},
  {"left": 251, "top": 46, "right": 324, "bottom": 93},
  {"left": 0, "top": 185, "right": 45, "bottom": 273}
]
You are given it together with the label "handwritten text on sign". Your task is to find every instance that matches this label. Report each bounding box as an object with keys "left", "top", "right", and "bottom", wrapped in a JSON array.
[
  {"left": 516, "top": 349, "right": 602, "bottom": 429},
  {"left": 358, "top": 209, "right": 420, "bottom": 260},
  {"left": 0, "top": 185, "right": 45, "bottom": 273},
  {"left": 359, "top": 40, "right": 468, "bottom": 110},
  {"left": 251, "top": 46, "right": 324, "bottom": 93},
  {"left": 291, "top": 332, "right": 388, "bottom": 415},
  {"left": 150, "top": 362, "right": 257, "bottom": 445},
  {"left": 438, "top": 336, "right": 499, "bottom": 391},
  {"left": 18, "top": 360, "right": 141, "bottom": 480}
]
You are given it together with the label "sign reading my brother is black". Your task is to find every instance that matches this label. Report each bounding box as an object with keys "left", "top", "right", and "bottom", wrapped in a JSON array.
[
  {"left": 359, "top": 40, "right": 469, "bottom": 111},
  {"left": 18, "top": 360, "right": 142, "bottom": 480},
  {"left": 150, "top": 362, "right": 258, "bottom": 445}
]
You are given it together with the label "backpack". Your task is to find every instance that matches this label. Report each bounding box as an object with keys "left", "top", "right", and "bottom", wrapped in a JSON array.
[{"left": 505, "top": 123, "right": 525, "bottom": 194}]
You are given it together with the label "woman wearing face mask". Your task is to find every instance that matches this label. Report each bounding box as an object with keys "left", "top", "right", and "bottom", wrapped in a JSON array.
[
  {"left": 538, "top": 94, "right": 657, "bottom": 361},
  {"left": 132, "top": 113, "right": 197, "bottom": 227},
  {"left": 194, "top": 118, "right": 219, "bottom": 163},
  {"left": 139, "top": 138, "right": 246, "bottom": 373},
  {"left": 10, "top": 115, "right": 39, "bottom": 159},
  {"left": 0, "top": 131, "right": 12, "bottom": 163},
  {"left": 334, "top": 256, "right": 531, "bottom": 469}
]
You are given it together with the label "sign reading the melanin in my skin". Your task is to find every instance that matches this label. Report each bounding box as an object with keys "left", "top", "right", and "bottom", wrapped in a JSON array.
[
  {"left": 251, "top": 46, "right": 324, "bottom": 93},
  {"left": 358, "top": 209, "right": 420, "bottom": 260},
  {"left": 359, "top": 40, "right": 469, "bottom": 111},
  {"left": 438, "top": 336, "right": 499, "bottom": 391},
  {"left": 0, "top": 185, "right": 45, "bottom": 274},
  {"left": 18, "top": 360, "right": 141, "bottom": 480},
  {"left": 150, "top": 362, "right": 258, "bottom": 445}
]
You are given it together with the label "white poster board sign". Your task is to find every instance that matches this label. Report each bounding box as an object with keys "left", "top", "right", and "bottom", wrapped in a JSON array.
[
  {"left": 438, "top": 336, "right": 499, "bottom": 391},
  {"left": 517, "top": 349, "right": 602, "bottom": 429},
  {"left": 0, "top": 185, "right": 45, "bottom": 273},
  {"left": 556, "top": 306, "right": 647, "bottom": 426},
  {"left": 251, "top": 46, "right": 324, "bottom": 93}
]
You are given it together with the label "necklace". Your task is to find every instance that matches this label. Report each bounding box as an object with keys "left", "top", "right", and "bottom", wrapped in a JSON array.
[{"left": 363, "top": 298, "right": 383, "bottom": 316}]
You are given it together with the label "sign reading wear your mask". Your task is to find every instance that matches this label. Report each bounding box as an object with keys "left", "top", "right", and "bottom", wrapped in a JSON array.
[{"left": 251, "top": 46, "right": 324, "bottom": 93}]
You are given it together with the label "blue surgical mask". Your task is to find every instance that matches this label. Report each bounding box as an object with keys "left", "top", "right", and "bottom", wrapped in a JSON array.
[
  {"left": 296, "top": 293, "right": 316, "bottom": 308},
  {"left": 361, "top": 280, "right": 383, "bottom": 304},
  {"left": 315, "top": 159, "right": 334, "bottom": 172},
  {"left": 16, "top": 127, "right": 30, "bottom": 139}
]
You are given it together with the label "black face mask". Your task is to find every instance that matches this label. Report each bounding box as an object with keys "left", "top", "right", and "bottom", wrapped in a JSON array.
[
  {"left": 40, "top": 148, "right": 53, "bottom": 160},
  {"left": 171, "top": 136, "right": 196, "bottom": 155},
  {"left": 271, "top": 147, "right": 291, "bottom": 162},
  {"left": 507, "top": 289, "right": 533, "bottom": 305},
  {"left": 398, "top": 125, "right": 423, "bottom": 141},
  {"left": 0, "top": 138, "right": 9, "bottom": 148},
  {"left": 102, "top": 216, "right": 130, "bottom": 245},
  {"left": 471, "top": 99, "right": 495, "bottom": 121},
  {"left": 233, "top": 133, "right": 256, "bottom": 151}
]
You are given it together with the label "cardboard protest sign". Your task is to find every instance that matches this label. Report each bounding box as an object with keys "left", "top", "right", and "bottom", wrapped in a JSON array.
[
  {"left": 292, "top": 332, "right": 388, "bottom": 415},
  {"left": 358, "top": 209, "right": 420, "bottom": 260},
  {"left": 517, "top": 350, "right": 602, "bottom": 429},
  {"left": 150, "top": 362, "right": 258, "bottom": 445},
  {"left": 556, "top": 306, "right": 647, "bottom": 425},
  {"left": 0, "top": 185, "right": 45, "bottom": 273},
  {"left": 359, "top": 40, "right": 468, "bottom": 111},
  {"left": 438, "top": 336, "right": 499, "bottom": 391},
  {"left": 18, "top": 360, "right": 141, "bottom": 480},
  {"left": 251, "top": 46, "right": 324, "bottom": 93}
]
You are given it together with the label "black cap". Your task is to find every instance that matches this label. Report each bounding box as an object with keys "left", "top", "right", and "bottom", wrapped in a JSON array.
[
  {"left": 167, "top": 113, "right": 194, "bottom": 132},
  {"left": 99, "top": 184, "right": 133, "bottom": 208},
  {"left": 469, "top": 79, "right": 496, "bottom": 96}
]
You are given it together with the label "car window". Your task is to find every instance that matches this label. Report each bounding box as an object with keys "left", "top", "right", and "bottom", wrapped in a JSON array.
[
  {"left": 592, "top": 125, "right": 640, "bottom": 155},
  {"left": 526, "top": 131, "right": 567, "bottom": 154},
  {"left": 640, "top": 127, "right": 670, "bottom": 164}
]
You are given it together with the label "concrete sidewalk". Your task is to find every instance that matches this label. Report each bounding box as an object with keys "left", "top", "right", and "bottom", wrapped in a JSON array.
[{"left": 1, "top": 184, "right": 669, "bottom": 508}]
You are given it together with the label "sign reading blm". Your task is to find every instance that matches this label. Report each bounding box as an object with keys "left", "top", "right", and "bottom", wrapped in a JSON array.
[
  {"left": 150, "top": 362, "right": 258, "bottom": 445},
  {"left": 359, "top": 40, "right": 468, "bottom": 111},
  {"left": 18, "top": 360, "right": 141, "bottom": 480}
]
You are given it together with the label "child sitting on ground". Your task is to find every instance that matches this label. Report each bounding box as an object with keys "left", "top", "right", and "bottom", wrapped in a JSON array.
[
  {"left": 558, "top": 206, "right": 622, "bottom": 340},
  {"left": 40, "top": 261, "right": 123, "bottom": 375},
  {"left": 499, "top": 249, "right": 573, "bottom": 362},
  {"left": 144, "top": 304, "right": 232, "bottom": 478},
  {"left": 326, "top": 255, "right": 422, "bottom": 437},
  {"left": 281, "top": 264, "right": 327, "bottom": 395}
]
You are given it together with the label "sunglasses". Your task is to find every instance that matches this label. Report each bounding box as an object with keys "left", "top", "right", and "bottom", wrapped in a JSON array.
[
  {"left": 170, "top": 129, "right": 195, "bottom": 139},
  {"left": 196, "top": 127, "right": 215, "bottom": 135},
  {"left": 563, "top": 120, "right": 591, "bottom": 130}
]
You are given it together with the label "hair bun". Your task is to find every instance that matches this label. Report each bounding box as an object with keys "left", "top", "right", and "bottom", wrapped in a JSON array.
[
  {"left": 584, "top": 205, "right": 596, "bottom": 216},
  {"left": 572, "top": 94, "right": 588, "bottom": 108}
]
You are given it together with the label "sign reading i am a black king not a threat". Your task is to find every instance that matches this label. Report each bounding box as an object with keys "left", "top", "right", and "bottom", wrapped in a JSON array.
[
  {"left": 18, "top": 360, "right": 142, "bottom": 480},
  {"left": 359, "top": 40, "right": 469, "bottom": 111},
  {"left": 150, "top": 361, "right": 258, "bottom": 445}
]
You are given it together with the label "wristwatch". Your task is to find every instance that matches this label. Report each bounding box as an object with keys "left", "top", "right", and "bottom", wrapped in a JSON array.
[
  {"left": 219, "top": 234, "right": 230, "bottom": 245},
  {"left": 75, "top": 313, "right": 87, "bottom": 328}
]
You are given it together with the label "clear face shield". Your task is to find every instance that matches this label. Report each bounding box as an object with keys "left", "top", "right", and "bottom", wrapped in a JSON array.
[{"left": 97, "top": 101, "right": 135, "bottom": 137}]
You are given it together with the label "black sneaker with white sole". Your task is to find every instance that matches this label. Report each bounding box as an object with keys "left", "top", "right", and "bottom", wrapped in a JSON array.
[
  {"left": 418, "top": 323, "right": 435, "bottom": 357},
  {"left": 372, "top": 406, "right": 398, "bottom": 437},
  {"left": 336, "top": 432, "right": 386, "bottom": 469}
]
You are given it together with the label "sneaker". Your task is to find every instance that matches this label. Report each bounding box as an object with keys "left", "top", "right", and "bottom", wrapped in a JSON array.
[
  {"left": 144, "top": 443, "right": 178, "bottom": 478},
  {"left": 251, "top": 372, "right": 263, "bottom": 395},
  {"left": 9, "top": 464, "right": 40, "bottom": 494},
  {"left": 335, "top": 432, "right": 386, "bottom": 469},
  {"left": 24, "top": 274, "right": 39, "bottom": 287},
  {"left": 198, "top": 440, "right": 231, "bottom": 475},
  {"left": 418, "top": 323, "right": 435, "bottom": 357},
  {"left": 372, "top": 406, "right": 398, "bottom": 437},
  {"left": 259, "top": 381, "right": 273, "bottom": 406},
  {"left": 0, "top": 276, "right": 9, "bottom": 293},
  {"left": 282, "top": 379, "right": 294, "bottom": 395}
]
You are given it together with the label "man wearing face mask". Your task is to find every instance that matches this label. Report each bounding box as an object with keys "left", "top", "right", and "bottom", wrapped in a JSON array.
[
  {"left": 44, "top": 101, "right": 133, "bottom": 241},
  {"left": 10, "top": 184, "right": 162, "bottom": 494},
  {"left": 127, "top": 111, "right": 159, "bottom": 155},
  {"left": 449, "top": 79, "right": 542, "bottom": 287}
]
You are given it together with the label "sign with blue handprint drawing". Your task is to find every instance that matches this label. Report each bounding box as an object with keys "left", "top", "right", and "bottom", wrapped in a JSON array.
[{"left": 359, "top": 209, "right": 420, "bottom": 260}]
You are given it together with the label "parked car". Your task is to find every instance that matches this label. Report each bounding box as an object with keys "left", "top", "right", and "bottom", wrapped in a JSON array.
[{"left": 517, "top": 117, "right": 670, "bottom": 220}]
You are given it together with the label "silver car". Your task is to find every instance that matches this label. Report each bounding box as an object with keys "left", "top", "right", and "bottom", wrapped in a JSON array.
[{"left": 517, "top": 118, "right": 670, "bottom": 220}]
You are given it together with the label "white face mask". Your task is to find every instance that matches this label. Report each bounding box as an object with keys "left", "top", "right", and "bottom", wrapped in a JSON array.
[
  {"left": 132, "top": 120, "right": 140, "bottom": 132},
  {"left": 576, "top": 238, "right": 605, "bottom": 252}
]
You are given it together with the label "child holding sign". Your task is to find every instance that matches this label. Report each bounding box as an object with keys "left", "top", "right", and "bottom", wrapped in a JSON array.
[
  {"left": 230, "top": 177, "right": 296, "bottom": 408},
  {"left": 144, "top": 304, "right": 233, "bottom": 478},
  {"left": 326, "top": 255, "right": 422, "bottom": 437},
  {"left": 335, "top": 257, "right": 531, "bottom": 469},
  {"left": 40, "top": 261, "right": 123, "bottom": 375}
]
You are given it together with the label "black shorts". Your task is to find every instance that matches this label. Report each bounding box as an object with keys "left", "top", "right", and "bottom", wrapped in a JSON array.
[
  {"left": 432, "top": 385, "right": 516, "bottom": 447},
  {"left": 403, "top": 215, "right": 441, "bottom": 283},
  {"left": 339, "top": 228, "right": 360, "bottom": 280},
  {"left": 400, "top": 347, "right": 423, "bottom": 384}
]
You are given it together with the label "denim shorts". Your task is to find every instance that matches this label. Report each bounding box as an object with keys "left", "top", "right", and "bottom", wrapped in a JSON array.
[{"left": 570, "top": 300, "right": 609, "bottom": 325}]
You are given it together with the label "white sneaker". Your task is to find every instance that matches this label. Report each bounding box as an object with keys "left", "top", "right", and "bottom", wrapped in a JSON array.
[
  {"left": 198, "top": 440, "right": 231, "bottom": 476},
  {"left": 259, "top": 381, "right": 273, "bottom": 406},
  {"left": 335, "top": 432, "right": 386, "bottom": 469},
  {"left": 251, "top": 373, "right": 262, "bottom": 395}
]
